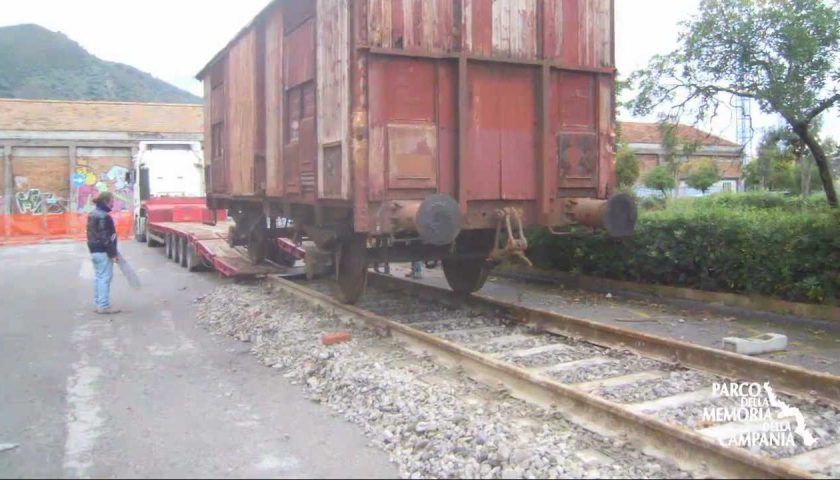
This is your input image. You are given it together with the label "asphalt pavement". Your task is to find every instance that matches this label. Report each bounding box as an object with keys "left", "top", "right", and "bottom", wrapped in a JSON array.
[{"left": 0, "top": 241, "right": 397, "bottom": 479}]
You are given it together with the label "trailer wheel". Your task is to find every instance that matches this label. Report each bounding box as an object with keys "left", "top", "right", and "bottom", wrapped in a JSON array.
[
  {"left": 442, "top": 257, "right": 490, "bottom": 295},
  {"left": 171, "top": 235, "right": 181, "bottom": 263},
  {"left": 335, "top": 235, "right": 368, "bottom": 305},
  {"left": 186, "top": 245, "right": 202, "bottom": 272},
  {"left": 179, "top": 237, "right": 188, "bottom": 268},
  {"left": 146, "top": 222, "right": 161, "bottom": 247},
  {"left": 165, "top": 234, "right": 173, "bottom": 259},
  {"left": 134, "top": 217, "right": 147, "bottom": 243}
]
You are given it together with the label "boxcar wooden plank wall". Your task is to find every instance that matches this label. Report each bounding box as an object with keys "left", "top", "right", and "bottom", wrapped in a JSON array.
[
  {"left": 208, "top": 60, "right": 228, "bottom": 194},
  {"left": 255, "top": 23, "right": 268, "bottom": 194},
  {"left": 198, "top": 0, "right": 617, "bottom": 225},
  {"left": 368, "top": 0, "right": 457, "bottom": 51},
  {"left": 226, "top": 30, "right": 259, "bottom": 196},
  {"left": 316, "top": 0, "right": 350, "bottom": 200},
  {"left": 265, "top": 6, "right": 285, "bottom": 197},
  {"left": 283, "top": 17, "right": 317, "bottom": 199},
  {"left": 543, "top": 0, "right": 613, "bottom": 67}
]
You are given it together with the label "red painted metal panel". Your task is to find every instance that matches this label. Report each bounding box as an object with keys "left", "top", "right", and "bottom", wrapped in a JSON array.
[
  {"left": 467, "top": 63, "right": 502, "bottom": 200},
  {"left": 387, "top": 124, "right": 438, "bottom": 190},
  {"left": 369, "top": 56, "right": 441, "bottom": 199},
  {"left": 466, "top": 64, "right": 537, "bottom": 201},
  {"left": 499, "top": 66, "right": 536, "bottom": 200},
  {"left": 437, "top": 63, "right": 457, "bottom": 197},
  {"left": 551, "top": 69, "right": 599, "bottom": 191},
  {"left": 383, "top": 58, "right": 436, "bottom": 122},
  {"left": 598, "top": 74, "right": 617, "bottom": 197},
  {"left": 554, "top": 71, "right": 596, "bottom": 131}
]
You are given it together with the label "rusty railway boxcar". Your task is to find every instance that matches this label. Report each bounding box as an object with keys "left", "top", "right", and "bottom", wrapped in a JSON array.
[{"left": 197, "top": 0, "right": 637, "bottom": 304}]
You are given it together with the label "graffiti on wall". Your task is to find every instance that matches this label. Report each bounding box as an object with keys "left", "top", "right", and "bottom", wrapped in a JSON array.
[
  {"left": 74, "top": 163, "right": 133, "bottom": 213},
  {"left": 15, "top": 189, "right": 68, "bottom": 214}
]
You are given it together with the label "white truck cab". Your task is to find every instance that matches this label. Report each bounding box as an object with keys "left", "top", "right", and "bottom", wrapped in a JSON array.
[{"left": 130, "top": 141, "right": 206, "bottom": 243}]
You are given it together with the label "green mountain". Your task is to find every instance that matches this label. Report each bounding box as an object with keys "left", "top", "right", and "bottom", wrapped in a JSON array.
[{"left": 0, "top": 24, "right": 200, "bottom": 104}]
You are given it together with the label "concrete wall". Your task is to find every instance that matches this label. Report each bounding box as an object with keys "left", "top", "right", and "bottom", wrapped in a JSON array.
[
  {"left": 0, "top": 99, "right": 202, "bottom": 134},
  {"left": 0, "top": 99, "right": 203, "bottom": 216}
]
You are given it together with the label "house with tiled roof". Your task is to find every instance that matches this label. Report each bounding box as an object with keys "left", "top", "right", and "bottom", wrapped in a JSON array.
[{"left": 619, "top": 122, "right": 744, "bottom": 196}]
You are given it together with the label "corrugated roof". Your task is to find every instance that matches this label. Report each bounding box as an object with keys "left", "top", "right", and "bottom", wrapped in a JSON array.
[{"left": 620, "top": 121, "right": 739, "bottom": 147}]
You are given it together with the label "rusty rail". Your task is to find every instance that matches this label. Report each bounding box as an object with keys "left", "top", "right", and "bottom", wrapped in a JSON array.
[
  {"left": 269, "top": 275, "right": 824, "bottom": 479},
  {"left": 366, "top": 273, "right": 840, "bottom": 406}
]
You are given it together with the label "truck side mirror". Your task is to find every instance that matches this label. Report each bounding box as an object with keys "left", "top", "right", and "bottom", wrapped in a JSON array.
[{"left": 125, "top": 171, "right": 136, "bottom": 185}]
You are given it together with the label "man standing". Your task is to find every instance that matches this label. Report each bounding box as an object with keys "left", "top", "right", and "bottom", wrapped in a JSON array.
[
  {"left": 87, "top": 192, "right": 120, "bottom": 314},
  {"left": 406, "top": 261, "right": 423, "bottom": 280}
]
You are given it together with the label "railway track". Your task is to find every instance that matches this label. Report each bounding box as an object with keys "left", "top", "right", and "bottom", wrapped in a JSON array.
[{"left": 271, "top": 273, "right": 840, "bottom": 479}]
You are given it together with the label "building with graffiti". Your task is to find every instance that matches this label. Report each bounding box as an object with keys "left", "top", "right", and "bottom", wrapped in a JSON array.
[{"left": 0, "top": 99, "right": 202, "bottom": 243}]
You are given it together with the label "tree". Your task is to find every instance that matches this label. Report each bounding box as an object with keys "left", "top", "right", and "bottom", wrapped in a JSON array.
[
  {"left": 631, "top": 0, "right": 840, "bottom": 207},
  {"left": 744, "top": 130, "right": 796, "bottom": 191},
  {"left": 644, "top": 166, "right": 677, "bottom": 197},
  {"left": 764, "top": 125, "right": 820, "bottom": 199},
  {"left": 615, "top": 142, "right": 641, "bottom": 187},
  {"left": 685, "top": 158, "right": 721, "bottom": 194},
  {"left": 659, "top": 121, "right": 700, "bottom": 182}
]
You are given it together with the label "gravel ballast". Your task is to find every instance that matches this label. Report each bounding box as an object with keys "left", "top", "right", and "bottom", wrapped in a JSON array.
[{"left": 195, "top": 282, "right": 692, "bottom": 479}]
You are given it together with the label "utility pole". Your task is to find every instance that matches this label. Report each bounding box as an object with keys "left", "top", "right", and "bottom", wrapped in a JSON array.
[{"left": 735, "top": 97, "right": 753, "bottom": 192}]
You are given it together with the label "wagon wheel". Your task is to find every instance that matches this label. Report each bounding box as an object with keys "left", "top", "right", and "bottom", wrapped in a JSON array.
[
  {"left": 442, "top": 257, "right": 490, "bottom": 295},
  {"left": 335, "top": 235, "right": 368, "bottom": 305},
  {"left": 247, "top": 228, "right": 268, "bottom": 265}
]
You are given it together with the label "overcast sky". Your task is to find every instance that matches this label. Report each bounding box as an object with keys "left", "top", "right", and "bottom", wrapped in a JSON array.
[{"left": 3, "top": 0, "right": 839, "bottom": 150}]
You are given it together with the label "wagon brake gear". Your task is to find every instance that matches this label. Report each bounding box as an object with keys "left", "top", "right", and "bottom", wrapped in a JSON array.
[{"left": 488, "top": 208, "right": 532, "bottom": 267}]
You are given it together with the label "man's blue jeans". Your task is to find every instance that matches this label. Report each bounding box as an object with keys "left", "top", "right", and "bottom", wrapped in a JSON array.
[{"left": 91, "top": 253, "right": 113, "bottom": 310}]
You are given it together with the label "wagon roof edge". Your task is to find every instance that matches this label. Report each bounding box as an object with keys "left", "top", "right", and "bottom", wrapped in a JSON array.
[{"left": 195, "top": 0, "right": 284, "bottom": 81}]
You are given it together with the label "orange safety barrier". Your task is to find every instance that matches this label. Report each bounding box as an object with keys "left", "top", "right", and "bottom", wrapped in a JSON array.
[{"left": 0, "top": 212, "right": 133, "bottom": 246}]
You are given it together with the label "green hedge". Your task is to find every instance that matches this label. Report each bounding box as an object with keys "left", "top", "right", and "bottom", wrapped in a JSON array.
[
  {"left": 687, "top": 192, "right": 829, "bottom": 211},
  {"left": 528, "top": 202, "right": 840, "bottom": 304}
]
